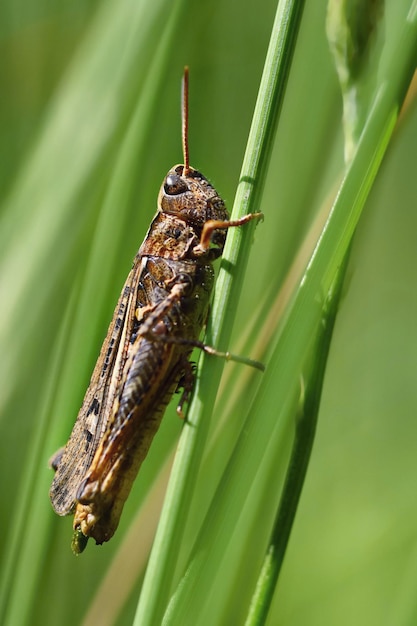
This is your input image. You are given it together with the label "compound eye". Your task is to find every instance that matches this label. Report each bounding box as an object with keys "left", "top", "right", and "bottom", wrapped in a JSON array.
[{"left": 164, "top": 174, "right": 188, "bottom": 195}]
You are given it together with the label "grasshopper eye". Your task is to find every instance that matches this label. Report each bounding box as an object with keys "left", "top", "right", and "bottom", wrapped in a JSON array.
[{"left": 164, "top": 175, "right": 188, "bottom": 195}]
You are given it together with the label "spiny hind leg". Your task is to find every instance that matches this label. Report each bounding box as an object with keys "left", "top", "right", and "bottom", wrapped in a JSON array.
[
  {"left": 136, "top": 279, "right": 190, "bottom": 339},
  {"left": 176, "top": 357, "right": 196, "bottom": 419}
]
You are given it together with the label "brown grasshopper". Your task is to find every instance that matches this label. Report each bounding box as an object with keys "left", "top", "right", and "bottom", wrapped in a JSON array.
[{"left": 50, "top": 68, "right": 263, "bottom": 553}]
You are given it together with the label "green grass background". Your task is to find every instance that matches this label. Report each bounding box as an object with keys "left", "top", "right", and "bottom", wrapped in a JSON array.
[{"left": 1, "top": 0, "right": 417, "bottom": 624}]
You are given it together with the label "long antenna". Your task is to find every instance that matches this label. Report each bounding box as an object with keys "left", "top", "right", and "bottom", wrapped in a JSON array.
[{"left": 182, "top": 66, "right": 190, "bottom": 175}]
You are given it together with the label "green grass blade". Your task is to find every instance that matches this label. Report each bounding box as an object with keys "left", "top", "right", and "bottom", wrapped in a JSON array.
[{"left": 245, "top": 251, "right": 350, "bottom": 626}]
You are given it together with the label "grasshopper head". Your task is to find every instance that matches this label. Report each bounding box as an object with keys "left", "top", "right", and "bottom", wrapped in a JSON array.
[{"left": 158, "top": 165, "right": 229, "bottom": 229}]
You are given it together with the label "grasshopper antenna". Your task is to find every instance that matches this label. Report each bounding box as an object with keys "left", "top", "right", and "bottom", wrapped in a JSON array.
[{"left": 182, "top": 66, "right": 190, "bottom": 176}]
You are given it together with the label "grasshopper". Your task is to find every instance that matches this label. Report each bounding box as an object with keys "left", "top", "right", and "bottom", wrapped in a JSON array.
[{"left": 50, "top": 68, "right": 262, "bottom": 553}]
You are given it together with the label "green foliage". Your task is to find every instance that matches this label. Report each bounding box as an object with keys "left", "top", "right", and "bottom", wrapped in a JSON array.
[{"left": 1, "top": 0, "right": 417, "bottom": 625}]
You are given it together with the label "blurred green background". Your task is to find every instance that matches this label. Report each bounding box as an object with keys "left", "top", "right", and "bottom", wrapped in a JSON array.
[{"left": 1, "top": 0, "right": 417, "bottom": 624}]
